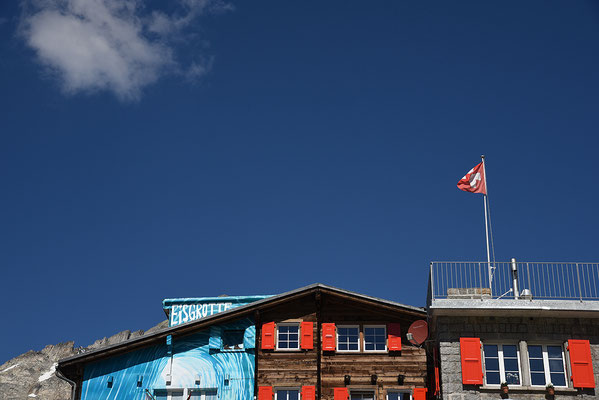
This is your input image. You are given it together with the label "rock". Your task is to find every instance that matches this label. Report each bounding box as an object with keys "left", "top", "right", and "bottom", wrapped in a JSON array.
[{"left": 0, "top": 320, "right": 167, "bottom": 400}]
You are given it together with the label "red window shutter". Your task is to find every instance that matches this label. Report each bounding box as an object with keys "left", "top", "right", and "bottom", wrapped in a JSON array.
[
  {"left": 333, "top": 388, "right": 348, "bottom": 400},
  {"left": 412, "top": 388, "right": 427, "bottom": 400},
  {"left": 388, "top": 323, "right": 402, "bottom": 351},
  {"left": 322, "top": 323, "right": 336, "bottom": 351},
  {"left": 301, "top": 322, "right": 314, "bottom": 350},
  {"left": 302, "top": 386, "right": 316, "bottom": 400},
  {"left": 460, "top": 337, "right": 483, "bottom": 385},
  {"left": 568, "top": 339, "right": 596, "bottom": 388},
  {"left": 261, "top": 322, "right": 275, "bottom": 350},
  {"left": 258, "top": 387, "right": 273, "bottom": 400}
]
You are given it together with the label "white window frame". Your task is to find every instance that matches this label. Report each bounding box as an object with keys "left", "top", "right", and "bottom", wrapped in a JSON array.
[
  {"left": 155, "top": 389, "right": 218, "bottom": 400},
  {"left": 386, "top": 390, "right": 412, "bottom": 400},
  {"left": 363, "top": 324, "right": 387, "bottom": 353},
  {"left": 350, "top": 390, "right": 376, "bottom": 400},
  {"left": 527, "top": 343, "right": 568, "bottom": 388},
  {"left": 276, "top": 323, "right": 301, "bottom": 351},
  {"left": 482, "top": 343, "right": 522, "bottom": 387},
  {"left": 275, "top": 387, "right": 301, "bottom": 400},
  {"left": 336, "top": 324, "right": 361, "bottom": 353}
]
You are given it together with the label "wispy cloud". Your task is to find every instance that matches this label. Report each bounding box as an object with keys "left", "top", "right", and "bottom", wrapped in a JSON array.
[{"left": 19, "top": 0, "right": 229, "bottom": 101}]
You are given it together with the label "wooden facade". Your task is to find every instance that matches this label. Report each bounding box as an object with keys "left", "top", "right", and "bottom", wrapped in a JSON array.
[{"left": 255, "top": 287, "right": 429, "bottom": 400}]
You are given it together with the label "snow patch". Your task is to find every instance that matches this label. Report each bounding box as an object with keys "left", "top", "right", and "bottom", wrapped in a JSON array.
[
  {"left": 1, "top": 363, "right": 19, "bottom": 373},
  {"left": 38, "top": 363, "right": 57, "bottom": 382},
  {"left": 28, "top": 394, "right": 37, "bottom": 398}
]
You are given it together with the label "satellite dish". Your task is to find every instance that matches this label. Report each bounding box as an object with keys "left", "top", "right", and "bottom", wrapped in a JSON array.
[{"left": 407, "top": 320, "right": 428, "bottom": 345}]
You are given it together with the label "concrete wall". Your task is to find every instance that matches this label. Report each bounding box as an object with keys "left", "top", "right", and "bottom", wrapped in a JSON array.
[{"left": 435, "top": 315, "right": 599, "bottom": 400}]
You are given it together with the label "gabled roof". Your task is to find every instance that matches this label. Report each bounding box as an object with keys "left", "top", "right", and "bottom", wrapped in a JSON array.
[{"left": 58, "top": 283, "right": 425, "bottom": 372}]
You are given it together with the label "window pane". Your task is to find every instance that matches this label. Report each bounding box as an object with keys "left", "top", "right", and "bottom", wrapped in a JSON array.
[
  {"left": 531, "top": 372, "right": 546, "bottom": 386},
  {"left": 547, "top": 346, "right": 562, "bottom": 359},
  {"left": 338, "top": 343, "right": 348, "bottom": 351},
  {"left": 364, "top": 326, "right": 386, "bottom": 351},
  {"left": 279, "top": 342, "right": 288, "bottom": 349},
  {"left": 171, "top": 390, "right": 184, "bottom": 400},
  {"left": 349, "top": 343, "right": 359, "bottom": 350},
  {"left": 504, "top": 359, "right": 518, "bottom": 372},
  {"left": 528, "top": 345, "right": 542, "bottom": 359},
  {"left": 288, "top": 390, "right": 299, "bottom": 400},
  {"left": 485, "top": 358, "right": 499, "bottom": 371},
  {"left": 505, "top": 371, "right": 520, "bottom": 385},
  {"left": 387, "top": 392, "right": 400, "bottom": 400},
  {"left": 486, "top": 371, "right": 500, "bottom": 385},
  {"left": 529, "top": 358, "right": 544, "bottom": 372},
  {"left": 205, "top": 391, "right": 218, "bottom": 400},
  {"left": 484, "top": 345, "right": 498, "bottom": 357},
  {"left": 502, "top": 345, "right": 517, "bottom": 358},
  {"left": 551, "top": 372, "right": 566, "bottom": 387},
  {"left": 154, "top": 391, "right": 168, "bottom": 400},
  {"left": 549, "top": 359, "right": 564, "bottom": 373},
  {"left": 223, "top": 330, "right": 244, "bottom": 349}
]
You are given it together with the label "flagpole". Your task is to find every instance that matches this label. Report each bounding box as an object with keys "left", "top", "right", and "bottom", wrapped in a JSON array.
[{"left": 481, "top": 155, "right": 492, "bottom": 293}]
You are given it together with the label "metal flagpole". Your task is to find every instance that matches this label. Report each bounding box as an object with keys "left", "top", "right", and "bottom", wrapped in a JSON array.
[{"left": 481, "top": 155, "right": 492, "bottom": 293}]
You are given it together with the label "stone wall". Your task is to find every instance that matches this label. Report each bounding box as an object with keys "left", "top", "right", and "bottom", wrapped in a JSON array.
[{"left": 436, "top": 315, "right": 599, "bottom": 400}]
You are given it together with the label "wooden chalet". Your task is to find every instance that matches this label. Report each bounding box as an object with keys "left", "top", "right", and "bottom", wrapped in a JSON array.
[
  {"left": 255, "top": 284, "right": 429, "bottom": 400},
  {"left": 56, "top": 284, "right": 430, "bottom": 400}
]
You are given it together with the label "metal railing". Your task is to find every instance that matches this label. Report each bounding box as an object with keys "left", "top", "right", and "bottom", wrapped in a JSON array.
[{"left": 429, "top": 261, "right": 599, "bottom": 301}]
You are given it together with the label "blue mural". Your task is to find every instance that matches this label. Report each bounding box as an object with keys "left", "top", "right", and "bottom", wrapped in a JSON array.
[
  {"left": 81, "top": 318, "right": 256, "bottom": 400},
  {"left": 163, "top": 295, "right": 271, "bottom": 327}
]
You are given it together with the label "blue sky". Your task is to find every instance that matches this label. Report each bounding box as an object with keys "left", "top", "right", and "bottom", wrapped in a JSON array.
[{"left": 1, "top": 0, "right": 598, "bottom": 363}]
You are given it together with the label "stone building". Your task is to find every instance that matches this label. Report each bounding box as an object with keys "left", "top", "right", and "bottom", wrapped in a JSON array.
[{"left": 427, "top": 260, "right": 599, "bottom": 400}]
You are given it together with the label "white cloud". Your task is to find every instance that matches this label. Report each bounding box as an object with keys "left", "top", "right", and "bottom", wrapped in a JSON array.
[{"left": 19, "top": 0, "right": 225, "bottom": 101}]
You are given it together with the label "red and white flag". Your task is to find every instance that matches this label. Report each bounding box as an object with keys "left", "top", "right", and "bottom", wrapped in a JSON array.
[{"left": 457, "top": 162, "right": 486, "bottom": 194}]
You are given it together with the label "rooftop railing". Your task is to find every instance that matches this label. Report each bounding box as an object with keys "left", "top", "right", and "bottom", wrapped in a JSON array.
[{"left": 429, "top": 261, "right": 599, "bottom": 301}]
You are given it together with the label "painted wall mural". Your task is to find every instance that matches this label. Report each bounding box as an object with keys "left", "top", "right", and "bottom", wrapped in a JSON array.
[
  {"left": 81, "top": 318, "right": 256, "bottom": 400},
  {"left": 163, "top": 296, "right": 271, "bottom": 327}
]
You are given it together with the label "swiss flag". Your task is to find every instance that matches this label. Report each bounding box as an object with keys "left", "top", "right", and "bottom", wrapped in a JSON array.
[{"left": 457, "top": 162, "right": 486, "bottom": 194}]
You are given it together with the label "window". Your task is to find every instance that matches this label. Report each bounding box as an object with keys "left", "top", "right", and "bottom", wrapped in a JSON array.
[
  {"left": 154, "top": 390, "right": 184, "bottom": 400},
  {"left": 387, "top": 391, "right": 411, "bottom": 400},
  {"left": 222, "top": 330, "right": 244, "bottom": 350},
  {"left": 276, "top": 389, "right": 299, "bottom": 400},
  {"left": 277, "top": 324, "right": 300, "bottom": 350},
  {"left": 364, "top": 325, "right": 387, "bottom": 352},
  {"left": 482, "top": 344, "right": 521, "bottom": 386},
  {"left": 351, "top": 391, "right": 375, "bottom": 400},
  {"left": 528, "top": 345, "right": 567, "bottom": 387},
  {"left": 337, "top": 325, "right": 360, "bottom": 352},
  {"left": 156, "top": 389, "right": 217, "bottom": 400}
]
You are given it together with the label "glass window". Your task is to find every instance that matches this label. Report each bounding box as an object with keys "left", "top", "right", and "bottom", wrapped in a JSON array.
[
  {"left": 528, "top": 344, "right": 567, "bottom": 387},
  {"left": 155, "top": 390, "right": 185, "bottom": 400},
  {"left": 222, "top": 330, "right": 244, "bottom": 350},
  {"left": 364, "top": 326, "right": 386, "bottom": 352},
  {"left": 483, "top": 344, "right": 521, "bottom": 386},
  {"left": 387, "top": 391, "right": 411, "bottom": 400},
  {"left": 351, "top": 391, "right": 375, "bottom": 400},
  {"left": 276, "top": 389, "right": 299, "bottom": 400},
  {"left": 337, "top": 326, "right": 360, "bottom": 352},
  {"left": 170, "top": 391, "right": 184, "bottom": 400},
  {"left": 155, "top": 391, "right": 168, "bottom": 400},
  {"left": 190, "top": 390, "right": 218, "bottom": 400},
  {"left": 277, "top": 324, "right": 300, "bottom": 350}
]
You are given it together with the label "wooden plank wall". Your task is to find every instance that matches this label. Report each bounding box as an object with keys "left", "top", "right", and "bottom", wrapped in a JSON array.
[
  {"left": 320, "top": 295, "right": 427, "bottom": 400},
  {"left": 257, "top": 294, "right": 319, "bottom": 388},
  {"left": 256, "top": 292, "right": 428, "bottom": 400}
]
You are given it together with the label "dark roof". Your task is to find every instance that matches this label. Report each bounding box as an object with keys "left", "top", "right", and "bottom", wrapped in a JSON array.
[{"left": 58, "top": 283, "right": 425, "bottom": 370}]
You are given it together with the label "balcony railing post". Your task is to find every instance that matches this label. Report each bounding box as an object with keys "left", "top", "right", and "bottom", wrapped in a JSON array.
[
  {"left": 576, "top": 263, "right": 583, "bottom": 302},
  {"left": 430, "top": 262, "right": 435, "bottom": 300}
]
